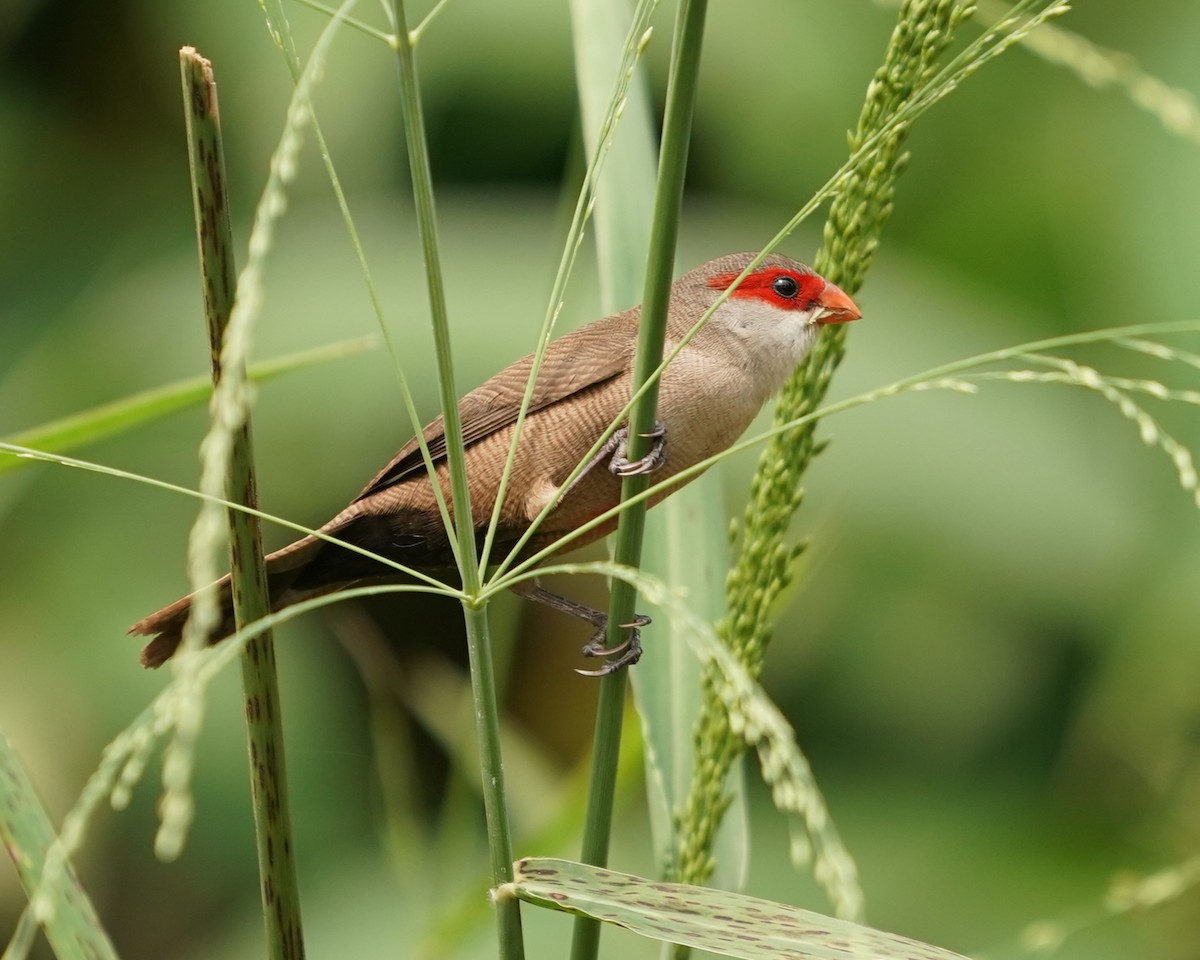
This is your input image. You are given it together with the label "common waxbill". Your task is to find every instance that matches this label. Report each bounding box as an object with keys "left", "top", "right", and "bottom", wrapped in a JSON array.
[{"left": 130, "top": 252, "right": 860, "bottom": 671}]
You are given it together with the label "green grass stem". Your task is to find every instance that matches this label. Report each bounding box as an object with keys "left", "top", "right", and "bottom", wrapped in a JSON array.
[
  {"left": 570, "top": 3, "right": 709, "bottom": 960},
  {"left": 155, "top": 0, "right": 351, "bottom": 868},
  {"left": 290, "top": 0, "right": 391, "bottom": 44},
  {"left": 179, "top": 47, "right": 305, "bottom": 959},
  {"left": 390, "top": 2, "right": 524, "bottom": 955}
]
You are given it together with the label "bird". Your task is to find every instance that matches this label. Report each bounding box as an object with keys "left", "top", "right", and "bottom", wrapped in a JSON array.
[{"left": 130, "top": 252, "right": 861, "bottom": 672}]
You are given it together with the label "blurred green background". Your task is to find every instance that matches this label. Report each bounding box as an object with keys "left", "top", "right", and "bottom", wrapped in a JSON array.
[{"left": 3, "top": 0, "right": 1200, "bottom": 957}]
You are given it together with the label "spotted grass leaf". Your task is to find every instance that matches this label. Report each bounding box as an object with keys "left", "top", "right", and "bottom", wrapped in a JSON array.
[{"left": 503, "top": 857, "right": 968, "bottom": 960}]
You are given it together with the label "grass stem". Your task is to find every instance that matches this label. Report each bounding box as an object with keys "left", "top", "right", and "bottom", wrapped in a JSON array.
[
  {"left": 569, "top": 3, "right": 709, "bottom": 959},
  {"left": 179, "top": 47, "right": 305, "bottom": 959},
  {"left": 390, "top": 4, "right": 524, "bottom": 955}
]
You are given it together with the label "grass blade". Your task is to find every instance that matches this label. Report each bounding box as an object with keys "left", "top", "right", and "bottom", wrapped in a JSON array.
[
  {"left": 479, "top": 0, "right": 659, "bottom": 574},
  {"left": 507, "top": 858, "right": 968, "bottom": 960},
  {"left": 0, "top": 337, "right": 373, "bottom": 478},
  {"left": 570, "top": 0, "right": 748, "bottom": 892},
  {"left": 638, "top": 474, "right": 749, "bottom": 887},
  {"left": 0, "top": 735, "right": 121, "bottom": 960},
  {"left": 570, "top": 3, "right": 711, "bottom": 959},
  {"left": 569, "top": 0, "right": 658, "bottom": 313}
]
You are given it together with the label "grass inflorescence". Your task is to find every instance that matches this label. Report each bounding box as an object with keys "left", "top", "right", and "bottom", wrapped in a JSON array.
[{"left": 671, "top": 0, "right": 976, "bottom": 911}]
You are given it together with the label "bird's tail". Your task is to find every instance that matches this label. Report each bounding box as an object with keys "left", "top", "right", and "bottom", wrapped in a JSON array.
[{"left": 129, "top": 535, "right": 327, "bottom": 668}]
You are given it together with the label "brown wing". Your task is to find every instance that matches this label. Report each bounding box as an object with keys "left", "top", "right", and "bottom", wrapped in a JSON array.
[{"left": 353, "top": 308, "right": 639, "bottom": 502}]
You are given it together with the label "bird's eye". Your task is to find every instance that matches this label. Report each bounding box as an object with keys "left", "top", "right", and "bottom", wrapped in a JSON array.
[{"left": 771, "top": 275, "right": 799, "bottom": 299}]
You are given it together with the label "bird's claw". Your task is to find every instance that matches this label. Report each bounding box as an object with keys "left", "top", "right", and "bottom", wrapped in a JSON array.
[
  {"left": 580, "top": 614, "right": 650, "bottom": 657},
  {"left": 609, "top": 421, "right": 667, "bottom": 478},
  {"left": 575, "top": 615, "right": 650, "bottom": 676}
]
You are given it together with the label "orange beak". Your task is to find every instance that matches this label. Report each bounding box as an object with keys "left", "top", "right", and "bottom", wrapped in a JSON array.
[{"left": 814, "top": 280, "right": 861, "bottom": 324}]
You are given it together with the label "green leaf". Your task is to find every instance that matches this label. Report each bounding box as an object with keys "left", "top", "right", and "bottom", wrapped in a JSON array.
[
  {"left": 0, "top": 336, "right": 374, "bottom": 477},
  {"left": 0, "top": 734, "right": 122, "bottom": 960},
  {"left": 504, "top": 858, "right": 969, "bottom": 960},
  {"left": 569, "top": 0, "right": 657, "bottom": 314},
  {"left": 571, "top": 0, "right": 749, "bottom": 891},
  {"left": 638, "top": 472, "right": 749, "bottom": 890}
]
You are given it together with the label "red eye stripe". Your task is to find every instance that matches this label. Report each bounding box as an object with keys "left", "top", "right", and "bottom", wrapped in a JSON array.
[{"left": 706, "top": 268, "right": 825, "bottom": 310}]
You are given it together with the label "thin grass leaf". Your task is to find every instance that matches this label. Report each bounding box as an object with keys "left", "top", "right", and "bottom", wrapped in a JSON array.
[
  {"left": 0, "top": 440, "right": 458, "bottom": 591},
  {"left": 410, "top": 0, "right": 453, "bottom": 44},
  {"left": 569, "top": 0, "right": 658, "bottom": 312},
  {"left": 1115, "top": 337, "right": 1200, "bottom": 371},
  {"left": 508, "top": 559, "right": 863, "bottom": 925},
  {"left": 289, "top": 0, "right": 393, "bottom": 44},
  {"left": 479, "top": 0, "right": 659, "bottom": 573},
  {"left": 569, "top": 3, "right": 711, "bottom": 959},
  {"left": 389, "top": 0, "right": 474, "bottom": 559},
  {"left": 1, "top": 910, "right": 38, "bottom": 960},
  {"left": 0, "top": 337, "right": 373, "bottom": 478},
  {"left": 638, "top": 473, "right": 750, "bottom": 888},
  {"left": 0, "top": 735, "right": 120, "bottom": 960},
  {"left": 261, "top": 0, "right": 461, "bottom": 563}
]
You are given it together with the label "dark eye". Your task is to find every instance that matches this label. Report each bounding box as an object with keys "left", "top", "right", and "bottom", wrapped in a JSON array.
[{"left": 772, "top": 275, "right": 799, "bottom": 299}]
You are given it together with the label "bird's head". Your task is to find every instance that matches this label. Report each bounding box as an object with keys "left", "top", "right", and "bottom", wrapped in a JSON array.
[
  {"left": 674, "top": 253, "right": 862, "bottom": 388},
  {"left": 701, "top": 252, "right": 860, "bottom": 325}
]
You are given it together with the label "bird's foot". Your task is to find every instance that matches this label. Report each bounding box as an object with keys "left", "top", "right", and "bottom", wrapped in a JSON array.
[
  {"left": 508, "top": 579, "right": 648, "bottom": 676},
  {"left": 576, "top": 615, "right": 649, "bottom": 677},
  {"left": 609, "top": 421, "right": 667, "bottom": 478}
]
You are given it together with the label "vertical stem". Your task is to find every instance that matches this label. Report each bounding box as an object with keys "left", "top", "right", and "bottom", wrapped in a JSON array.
[
  {"left": 390, "top": 8, "right": 524, "bottom": 957},
  {"left": 179, "top": 48, "right": 305, "bottom": 959},
  {"left": 570, "top": 3, "right": 709, "bottom": 959},
  {"left": 462, "top": 604, "right": 526, "bottom": 958}
]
